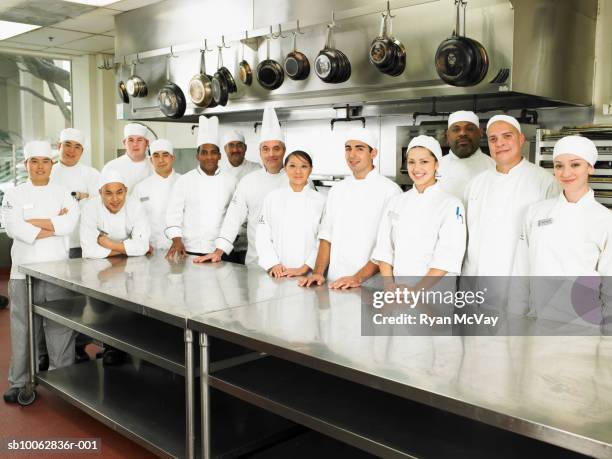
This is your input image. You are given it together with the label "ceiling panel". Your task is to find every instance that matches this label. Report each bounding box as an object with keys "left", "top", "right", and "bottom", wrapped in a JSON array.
[
  {"left": 0, "top": 0, "right": 95, "bottom": 26},
  {"left": 43, "top": 46, "right": 86, "bottom": 56},
  {"left": 5, "top": 26, "right": 91, "bottom": 46},
  {"left": 52, "top": 7, "right": 117, "bottom": 34},
  {"left": 60, "top": 34, "right": 114, "bottom": 52},
  {"left": 106, "top": 0, "right": 163, "bottom": 12},
  {"left": 0, "top": 41, "right": 46, "bottom": 50}
]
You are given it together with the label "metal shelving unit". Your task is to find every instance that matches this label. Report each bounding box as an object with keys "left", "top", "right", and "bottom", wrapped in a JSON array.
[{"left": 535, "top": 128, "right": 612, "bottom": 208}]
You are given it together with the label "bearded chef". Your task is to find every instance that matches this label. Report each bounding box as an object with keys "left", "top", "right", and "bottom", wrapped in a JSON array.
[
  {"left": 133, "top": 139, "right": 181, "bottom": 251},
  {"left": 196, "top": 107, "right": 289, "bottom": 265},
  {"left": 437, "top": 110, "right": 494, "bottom": 201},
  {"left": 300, "top": 127, "right": 401, "bottom": 289},
  {"left": 102, "top": 123, "right": 152, "bottom": 192},
  {"left": 165, "top": 116, "right": 237, "bottom": 259},
  {"left": 220, "top": 130, "right": 261, "bottom": 181},
  {"left": 2, "top": 141, "right": 79, "bottom": 403}
]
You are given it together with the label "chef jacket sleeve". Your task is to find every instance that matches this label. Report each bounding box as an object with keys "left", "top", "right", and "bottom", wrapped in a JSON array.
[
  {"left": 164, "top": 176, "right": 186, "bottom": 240},
  {"left": 124, "top": 199, "right": 151, "bottom": 256},
  {"left": 215, "top": 180, "right": 248, "bottom": 254},
  {"left": 80, "top": 201, "right": 111, "bottom": 259},
  {"left": 255, "top": 196, "right": 280, "bottom": 271},
  {"left": 429, "top": 199, "right": 466, "bottom": 274},
  {"left": 50, "top": 189, "right": 80, "bottom": 236},
  {"left": 317, "top": 189, "right": 334, "bottom": 243},
  {"left": 370, "top": 200, "right": 395, "bottom": 266},
  {"left": 87, "top": 168, "right": 101, "bottom": 200},
  {"left": 544, "top": 174, "right": 562, "bottom": 199},
  {"left": 1, "top": 189, "right": 41, "bottom": 244}
]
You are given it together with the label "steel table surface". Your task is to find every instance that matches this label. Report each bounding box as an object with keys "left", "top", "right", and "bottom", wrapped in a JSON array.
[{"left": 189, "top": 285, "right": 612, "bottom": 458}]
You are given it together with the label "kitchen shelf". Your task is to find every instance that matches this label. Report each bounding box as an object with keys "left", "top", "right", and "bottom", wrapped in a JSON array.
[
  {"left": 34, "top": 296, "right": 254, "bottom": 376},
  {"left": 210, "top": 356, "right": 587, "bottom": 459},
  {"left": 37, "top": 359, "right": 297, "bottom": 459}
]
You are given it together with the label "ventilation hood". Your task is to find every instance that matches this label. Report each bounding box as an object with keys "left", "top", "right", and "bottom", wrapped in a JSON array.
[{"left": 114, "top": 0, "right": 597, "bottom": 121}]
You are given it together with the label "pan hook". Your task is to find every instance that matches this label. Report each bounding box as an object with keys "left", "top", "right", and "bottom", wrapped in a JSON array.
[
  {"left": 169, "top": 46, "right": 178, "bottom": 58},
  {"left": 201, "top": 38, "right": 213, "bottom": 53},
  {"left": 296, "top": 19, "right": 305, "bottom": 35},
  {"left": 134, "top": 52, "right": 143, "bottom": 64},
  {"left": 386, "top": 1, "right": 395, "bottom": 19},
  {"left": 275, "top": 24, "right": 287, "bottom": 39},
  {"left": 221, "top": 35, "right": 231, "bottom": 49}
]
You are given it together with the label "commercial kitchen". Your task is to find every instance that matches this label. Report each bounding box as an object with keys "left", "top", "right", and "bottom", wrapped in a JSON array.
[{"left": 0, "top": 0, "right": 611, "bottom": 458}]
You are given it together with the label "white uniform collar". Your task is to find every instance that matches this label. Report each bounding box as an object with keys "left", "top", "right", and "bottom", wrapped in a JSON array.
[
  {"left": 263, "top": 167, "right": 286, "bottom": 177},
  {"left": 495, "top": 157, "right": 527, "bottom": 176},
  {"left": 412, "top": 181, "right": 441, "bottom": 196},
  {"left": 558, "top": 188, "right": 595, "bottom": 207},
  {"left": 154, "top": 169, "right": 176, "bottom": 180},
  {"left": 350, "top": 167, "right": 378, "bottom": 182},
  {"left": 197, "top": 166, "right": 221, "bottom": 177},
  {"left": 448, "top": 148, "right": 484, "bottom": 161}
]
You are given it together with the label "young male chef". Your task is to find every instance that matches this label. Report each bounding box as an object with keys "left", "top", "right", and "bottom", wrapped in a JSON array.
[
  {"left": 220, "top": 130, "right": 261, "bottom": 181},
  {"left": 80, "top": 169, "right": 151, "bottom": 259},
  {"left": 300, "top": 127, "right": 401, "bottom": 289},
  {"left": 437, "top": 110, "right": 494, "bottom": 201},
  {"left": 165, "top": 116, "right": 237, "bottom": 258},
  {"left": 195, "top": 107, "right": 289, "bottom": 265},
  {"left": 102, "top": 123, "right": 152, "bottom": 192},
  {"left": 2, "top": 140, "right": 79, "bottom": 403},
  {"left": 132, "top": 139, "right": 180, "bottom": 251}
]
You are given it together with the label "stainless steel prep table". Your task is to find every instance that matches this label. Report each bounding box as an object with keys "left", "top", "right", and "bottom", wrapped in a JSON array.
[
  {"left": 18, "top": 254, "right": 306, "bottom": 458},
  {"left": 190, "top": 287, "right": 612, "bottom": 459}
]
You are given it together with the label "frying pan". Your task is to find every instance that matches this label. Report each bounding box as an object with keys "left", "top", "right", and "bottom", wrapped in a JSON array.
[
  {"left": 189, "top": 49, "right": 214, "bottom": 107},
  {"left": 257, "top": 35, "right": 284, "bottom": 90},
  {"left": 315, "top": 25, "right": 350, "bottom": 84},
  {"left": 126, "top": 61, "right": 147, "bottom": 97},
  {"left": 238, "top": 38, "right": 253, "bottom": 86},
  {"left": 212, "top": 46, "right": 230, "bottom": 106},
  {"left": 284, "top": 32, "right": 310, "bottom": 81},
  {"left": 435, "top": 0, "right": 488, "bottom": 86},
  {"left": 117, "top": 80, "right": 129, "bottom": 103},
  {"left": 369, "top": 13, "right": 394, "bottom": 70},
  {"left": 158, "top": 56, "right": 186, "bottom": 119}
]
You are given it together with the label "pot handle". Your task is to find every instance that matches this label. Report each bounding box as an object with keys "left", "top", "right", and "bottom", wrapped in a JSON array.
[
  {"left": 199, "top": 49, "right": 206, "bottom": 74},
  {"left": 455, "top": 0, "right": 466, "bottom": 37},
  {"left": 324, "top": 24, "right": 334, "bottom": 49},
  {"left": 217, "top": 45, "right": 224, "bottom": 69},
  {"left": 165, "top": 55, "right": 171, "bottom": 82}
]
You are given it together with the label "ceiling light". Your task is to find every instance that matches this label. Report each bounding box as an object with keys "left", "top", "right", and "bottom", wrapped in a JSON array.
[
  {"left": 61, "top": 0, "right": 121, "bottom": 6},
  {"left": 0, "top": 20, "right": 41, "bottom": 41}
]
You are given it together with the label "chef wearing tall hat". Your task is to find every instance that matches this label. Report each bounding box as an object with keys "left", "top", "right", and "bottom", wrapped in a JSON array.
[
  {"left": 133, "top": 139, "right": 181, "bottom": 251},
  {"left": 220, "top": 130, "right": 261, "bottom": 181},
  {"left": 2, "top": 140, "right": 79, "bottom": 403},
  {"left": 50, "top": 128, "right": 100, "bottom": 258},
  {"left": 300, "top": 127, "right": 401, "bottom": 289},
  {"left": 101, "top": 123, "right": 152, "bottom": 192},
  {"left": 165, "top": 116, "right": 237, "bottom": 258},
  {"left": 195, "top": 107, "right": 289, "bottom": 265},
  {"left": 80, "top": 169, "right": 151, "bottom": 259},
  {"left": 437, "top": 110, "right": 494, "bottom": 201}
]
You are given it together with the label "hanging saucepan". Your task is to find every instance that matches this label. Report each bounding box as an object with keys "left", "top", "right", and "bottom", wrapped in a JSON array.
[
  {"left": 385, "top": 13, "right": 406, "bottom": 77},
  {"left": 126, "top": 60, "right": 148, "bottom": 97},
  {"left": 257, "top": 35, "right": 284, "bottom": 90},
  {"left": 212, "top": 46, "right": 230, "bottom": 106},
  {"left": 189, "top": 49, "right": 214, "bottom": 108},
  {"left": 117, "top": 63, "right": 129, "bottom": 103},
  {"left": 284, "top": 32, "right": 310, "bottom": 81},
  {"left": 158, "top": 55, "right": 186, "bottom": 119},
  {"left": 315, "top": 25, "right": 351, "bottom": 84},
  {"left": 434, "top": 0, "right": 488, "bottom": 87},
  {"left": 238, "top": 36, "right": 253, "bottom": 86},
  {"left": 369, "top": 13, "right": 395, "bottom": 70}
]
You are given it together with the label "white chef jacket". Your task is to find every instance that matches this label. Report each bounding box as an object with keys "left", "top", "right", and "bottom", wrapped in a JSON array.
[
  {"left": 132, "top": 170, "right": 181, "bottom": 250},
  {"left": 165, "top": 167, "right": 237, "bottom": 254},
  {"left": 101, "top": 154, "right": 152, "bottom": 193},
  {"left": 318, "top": 169, "right": 401, "bottom": 281},
  {"left": 437, "top": 149, "right": 495, "bottom": 203},
  {"left": 216, "top": 168, "right": 289, "bottom": 265},
  {"left": 256, "top": 186, "right": 326, "bottom": 271},
  {"left": 50, "top": 161, "right": 100, "bottom": 248},
  {"left": 372, "top": 182, "right": 466, "bottom": 276},
  {"left": 80, "top": 196, "right": 150, "bottom": 259},
  {"left": 1, "top": 181, "right": 79, "bottom": 279},
  {"left": 510, "top": 190, "right": 612, "bottom": 322},
  {"left": 462, "top": 158, "right": 560, "bottom": 276},
  {"left": 221, "top": 159, "right": 261, "bottom": 182}
]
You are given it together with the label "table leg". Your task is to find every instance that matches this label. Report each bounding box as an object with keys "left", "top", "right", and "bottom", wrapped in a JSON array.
[
  {"left": 184, "top": 329, "right": 194, "bottom": 459},
  {"left": 200, "top": 332, "right": 211, "bottom": 459}
]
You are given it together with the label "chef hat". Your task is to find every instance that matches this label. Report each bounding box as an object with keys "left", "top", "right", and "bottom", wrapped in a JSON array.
[
  {"left": 345, "top": 127, "right": 378, "bottom": 150},
  {"left": 407, "top": 135, "right": 442, "bottom": 161},
  {"left": 486, "top": 115, "right": 521, "bottom": 133},
  {"left": 24, "top": 140, "right": 53, "bottom": 160},
  {"left": 448, "top": 110, "right": 479, "bottom": 128},
  {"left": 259, "top": 107, "right": 285, "bottom": 144},
  {"left": 98, "top": 169, "right": 126, "bottom": 189},
  {"left": 196, "top": 115, "right": 220, "bottom": 148},
  {"left": 150, "top": 138, "right": 174, "bottom": 156},
  {"left": 59, "top": 128, "right": 85, "bottom": 146},
  {"left": 553, "top": 135, "right": 598, "bottom": 166},
  {"left": 222, "top": 130, "right": 246, "bottom": 146},
  {"left": 123, "top": 123, "right": 148, "bottom": 139}
]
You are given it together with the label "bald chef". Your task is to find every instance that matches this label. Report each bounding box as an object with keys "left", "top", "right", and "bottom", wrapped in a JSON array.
[
  {"left": 437, "top": 110, "right": 494, "bottom": 201},
  {"left": 2, "top": 141, "right": 79, "bottom": 404},
  {"left": 462, "top": 115, "right": 560, "bottom": 305},
  {"left": 196, "top": 107, "right": 289, "bottom": 265},
  {"left": 300, "top": 127, "right": 401, "bottom": 289},
  {"left": 102, "top": 123, "right": 152, "bottom": 192},
  {"left": 80, "top": 169, "right": 151, "bottom": 259},
  {"left": 165, "top": 116, "right": 237, "bottom": 258},
  {"left": 133, "top": 139, "right": 180, "bottom": 251}
]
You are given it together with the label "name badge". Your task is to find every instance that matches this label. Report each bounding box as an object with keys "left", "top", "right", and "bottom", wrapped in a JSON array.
[
  {"left": 23, "top": 203, "right": 34, "bottom": 210},
  {"left": 140, "top": 196, "right": 150, "bottom": 202},
  {"left": 537, "top": 218, "right": 553, "bottom": 227}
]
